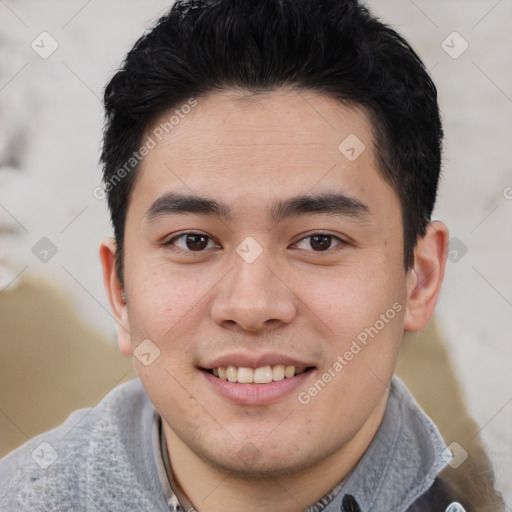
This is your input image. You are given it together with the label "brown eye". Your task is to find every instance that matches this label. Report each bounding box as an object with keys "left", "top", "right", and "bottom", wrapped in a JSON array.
[
  {"left": 167, "top": 233, "right": 218, "bottom": 252},
  {"left": 310, "top": 235, "right": 332, "bottom": 251},
  {"left": 185, "top": 234, "right": 209, "bottom": 250},
  {"left": 294, "top": 233, "right": 345, "bottom": 252}
]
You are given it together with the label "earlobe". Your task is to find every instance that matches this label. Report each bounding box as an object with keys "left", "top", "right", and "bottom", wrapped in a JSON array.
[
  {"left": 99, "top": 238, "right": 133, "bottom": 356},
  {"left": 404, "top": 221, "right": 449, "bottom": 332}
]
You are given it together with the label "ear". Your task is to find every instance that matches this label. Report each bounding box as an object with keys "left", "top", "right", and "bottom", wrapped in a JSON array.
[
  {"left": 99, "top": 238, "right": 132, "bottom": 356},
  {"left": 404, "top": 221, "right": 449, "bottom": 331}
]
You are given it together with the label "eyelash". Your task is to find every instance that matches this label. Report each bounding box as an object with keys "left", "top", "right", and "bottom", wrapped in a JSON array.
[
  {"left": 165, "top": 233, "right": 220, "bottom": 252},
  {"left": 164, "top": 232, "right": 347, "bottom": 253}
]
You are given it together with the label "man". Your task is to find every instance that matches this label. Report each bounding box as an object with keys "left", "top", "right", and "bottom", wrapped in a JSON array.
[{"left": 0, "top": 0, "right": 503, "bottom": 510}]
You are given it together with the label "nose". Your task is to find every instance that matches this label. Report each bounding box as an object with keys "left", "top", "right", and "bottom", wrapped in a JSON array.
[{"left": 210, "top": 251, "right": 298, "bottom": 333}]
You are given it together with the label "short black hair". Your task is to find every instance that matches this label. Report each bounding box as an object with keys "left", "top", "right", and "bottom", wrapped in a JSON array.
[{"left": 101, "top": 0, "right": 443, "bottom": 282}]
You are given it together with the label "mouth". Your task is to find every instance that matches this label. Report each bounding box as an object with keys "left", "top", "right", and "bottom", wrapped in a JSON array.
[
  {"left": 200, "top": 355, "right": 317, "bottom": 404},
  {"left": 203, "top": 364, "right": 316, "bottom": 384}
]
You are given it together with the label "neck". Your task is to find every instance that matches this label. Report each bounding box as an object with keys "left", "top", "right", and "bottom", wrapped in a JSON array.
[{"left": 163, "top": 393, "right": 388, "bottom": 512}]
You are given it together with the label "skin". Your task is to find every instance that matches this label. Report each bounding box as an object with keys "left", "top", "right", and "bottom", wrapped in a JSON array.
[{"left": 100, "top": 88, "right": 448, "bottom": 511}]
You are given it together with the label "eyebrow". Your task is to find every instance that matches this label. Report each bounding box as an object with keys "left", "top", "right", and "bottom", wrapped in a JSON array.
[
  {"left": 145, "top": 193, "right": 232, "bottom": 220},
  {"left": 269, "top": 192, "right": 370, "bottom": 223},
  {"left": 144, "top": 191, "right": 370, "bottom": 223}
]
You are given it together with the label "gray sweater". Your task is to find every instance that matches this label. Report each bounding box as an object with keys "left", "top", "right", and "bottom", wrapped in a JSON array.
[{"left": 0, "top": 376, "right": 455, "bottom": 511}]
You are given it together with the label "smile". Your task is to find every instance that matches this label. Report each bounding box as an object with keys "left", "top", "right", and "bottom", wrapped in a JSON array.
[{"left": 207, "top": 365, "right": 312, "bottom": 384}]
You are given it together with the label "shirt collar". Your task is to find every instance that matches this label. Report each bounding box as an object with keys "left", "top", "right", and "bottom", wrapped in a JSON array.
[{"left": 152, "top": 410, "right": 195, "bottom": 512}]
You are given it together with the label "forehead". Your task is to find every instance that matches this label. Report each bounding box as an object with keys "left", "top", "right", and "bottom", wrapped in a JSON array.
[{"left": 131, "top": 88, "right": 396, "bottom": 217}]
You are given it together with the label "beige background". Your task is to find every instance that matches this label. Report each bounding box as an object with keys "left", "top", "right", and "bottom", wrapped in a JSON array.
[{"left": 0, "top": 0, "right": 511, "bottom": 506}]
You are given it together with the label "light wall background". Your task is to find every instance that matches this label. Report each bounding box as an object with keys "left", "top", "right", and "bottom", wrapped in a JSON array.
[{"left": 0, "top": 0, "right": 511, "bottom": 506}]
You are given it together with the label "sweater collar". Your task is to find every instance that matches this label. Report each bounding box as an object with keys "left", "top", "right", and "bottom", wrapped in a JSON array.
[{"left": 319, "top": 375, "right": 449, "bottom": 512}]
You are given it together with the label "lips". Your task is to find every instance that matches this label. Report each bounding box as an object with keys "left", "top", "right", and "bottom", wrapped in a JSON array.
[
  {"left": 202, "top": 365, "right": 315, "bottom": 405},
  {"left": 200, "top": 353, "right": 316, "bottom": 404}
]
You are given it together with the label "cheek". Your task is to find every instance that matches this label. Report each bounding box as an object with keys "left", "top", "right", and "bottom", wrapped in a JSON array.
[
  {"left": 127, "top": 276, "right": 177, "bottom": 334},
  {"left": 297, "top": 258, "right": 407, "bottom": 406},
  {"left": 123, "top": 263, "right": 189, "bottom": 358},
  {"left": 125, "top": 248, "right": 198, "bottom": 326},
  {"left": 124, "top": 256, "right": 226, "bottom": 368},
  {"left": 299, "top": 259, "right": 406, "bottom": 343}
]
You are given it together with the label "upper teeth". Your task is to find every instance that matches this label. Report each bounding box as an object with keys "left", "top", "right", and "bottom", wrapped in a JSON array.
[{"left": 213, "top": 365, "right": 305, "bottom": 384}]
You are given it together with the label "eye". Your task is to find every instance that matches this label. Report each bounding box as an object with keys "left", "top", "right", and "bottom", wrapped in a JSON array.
[
  {"left": 166, "top": 233, "right": 220, "bottom": 252},
  {"left": 294, "top": 233, "right": 345, "bottom": 252}
]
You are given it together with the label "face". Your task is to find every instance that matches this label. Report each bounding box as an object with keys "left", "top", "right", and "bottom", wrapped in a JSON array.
[{"left": 101, "top": 89, "right": 436, "bottom": 479}]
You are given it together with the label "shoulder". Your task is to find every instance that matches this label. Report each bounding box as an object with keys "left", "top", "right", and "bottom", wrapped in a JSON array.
[{"left": 0, "top": 378, "right": 156, "bottom": 511}]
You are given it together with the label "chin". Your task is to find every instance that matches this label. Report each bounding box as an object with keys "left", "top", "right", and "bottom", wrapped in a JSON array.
[
  {"left": 209, "top": 455, "right": 305, "bottom": 480},
  {"left": 194, "top": 441, "right": 318, "bottom": 480}
]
